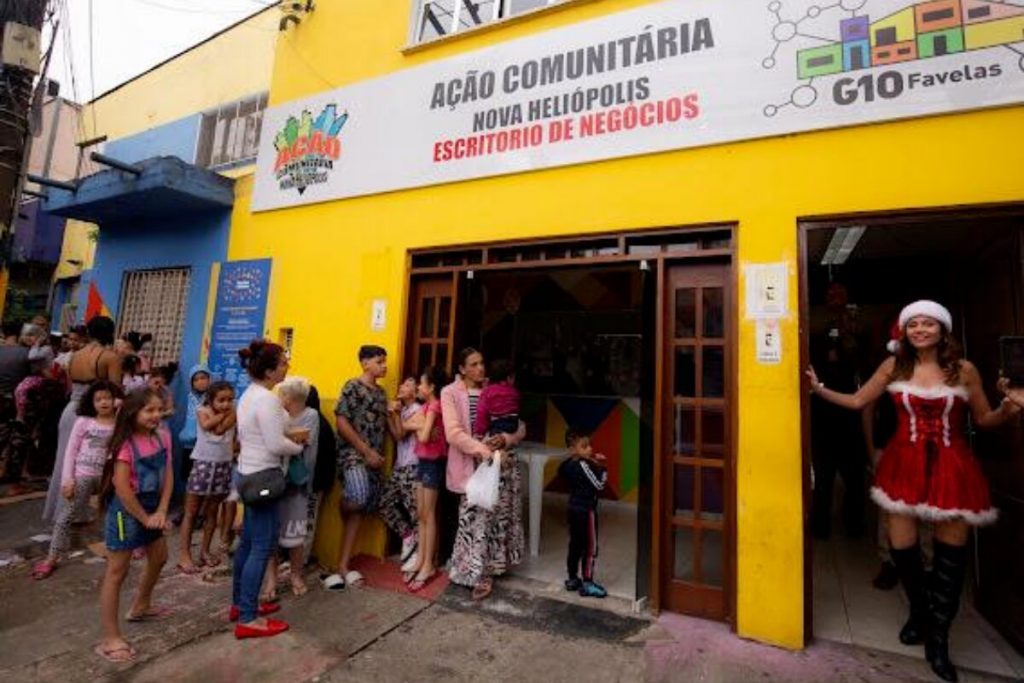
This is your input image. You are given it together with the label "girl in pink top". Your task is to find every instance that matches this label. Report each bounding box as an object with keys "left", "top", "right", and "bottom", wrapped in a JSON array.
[
  {"left": 97, "top": 389, "right": 174, "bottom": 663},
  {"left": 405, "top": 366, "right": 448, "bottom": 592},
  {"left": 33, "top": 381, "right": 124, "bottom": 580}
]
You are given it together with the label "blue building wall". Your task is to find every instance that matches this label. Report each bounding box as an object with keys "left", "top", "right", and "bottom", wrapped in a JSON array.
[
  {"left": 13, "top": 200, "right": 66, "bottom": 264},
  {"left": 50, "top": 279, "right": 72, "bottom": 324},
  {"left": 104, "top": 114, "right": 201, "bottom": 165},
  {"left": 82, "top": 211, "right": 230, "bottom": 437}
]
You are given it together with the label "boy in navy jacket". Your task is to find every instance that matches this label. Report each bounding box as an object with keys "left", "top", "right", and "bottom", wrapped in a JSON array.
[{"left": 558, "top": 428, "right": 608, "bottom": 598}]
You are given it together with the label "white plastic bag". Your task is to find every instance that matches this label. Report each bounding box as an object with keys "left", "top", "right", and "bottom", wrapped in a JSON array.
[{"left": 465, "top": 451, "right": 502, "bottom": 511}]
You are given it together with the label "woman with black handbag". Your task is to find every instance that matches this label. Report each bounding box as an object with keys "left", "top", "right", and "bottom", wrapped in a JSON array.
[{"left": 230, "top": 340, "right": 306, "bottom": 639}]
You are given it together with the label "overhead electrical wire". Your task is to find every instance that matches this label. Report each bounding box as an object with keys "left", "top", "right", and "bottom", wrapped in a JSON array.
[{"left": 131, "top": 0, "right": 267, "bottom": 16}]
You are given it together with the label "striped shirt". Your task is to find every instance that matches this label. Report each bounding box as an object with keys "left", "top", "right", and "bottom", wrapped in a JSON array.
[{"left": 468, "top": 389, "right": 481, "bottom": 432}]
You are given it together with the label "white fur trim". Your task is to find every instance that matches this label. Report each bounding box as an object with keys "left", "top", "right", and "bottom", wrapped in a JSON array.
[
  {"left": 871, "top": 487, "right": 998, "bottom": 526},
  {"left": 899, "top": 300, "right": 952, "bottom": 332},
  {"left": 887, "top": 381, "right": 969, "bottom": 401}
]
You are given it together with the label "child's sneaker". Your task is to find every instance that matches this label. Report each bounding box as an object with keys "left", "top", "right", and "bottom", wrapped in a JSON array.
[
  {"left": 400, "top": 533, "right": 418, "bottom": 563},
  {"left": 564, "top": 577, "right": 582, "bottom": 592},
  {"left": 579, "top": 580, "right": 607, "bottom": 598}
]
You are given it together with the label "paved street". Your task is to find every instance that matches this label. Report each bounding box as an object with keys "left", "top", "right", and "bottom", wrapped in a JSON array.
[{"left": 0, "top": 494, "right": 1017, "bottom": 683}]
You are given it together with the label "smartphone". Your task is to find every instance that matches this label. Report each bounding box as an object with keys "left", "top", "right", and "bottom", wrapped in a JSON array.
[{"left": 1000, "top": 337, "right": 1024, "bottom": 386}]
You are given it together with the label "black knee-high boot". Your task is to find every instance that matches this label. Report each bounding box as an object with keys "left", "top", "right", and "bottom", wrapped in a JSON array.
[
  {"left": 890, "top": 543, "right": 927, "bottom": 645},
  {"left": 926, "top": 540, "right": 968, "bottom": 682}
]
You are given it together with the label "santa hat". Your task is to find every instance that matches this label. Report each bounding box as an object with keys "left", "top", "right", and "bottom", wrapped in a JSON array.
[
  {"left": 885, "top": 320, "right": 902, "bottom": 354},
  {"left": 897, "top": 300, "right": 953, "bottom": 333}
]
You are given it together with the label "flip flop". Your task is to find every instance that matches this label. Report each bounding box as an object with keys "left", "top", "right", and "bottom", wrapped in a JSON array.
[
  {"left": 344, "top": 570, "right": 364, "bottom": 587},
  {"left": 471, "top": 578, "right": 493, "bottom": 601},
  {"left": 200, "top": 555, "right": 222, "bottom": 568},
  {"left": 94, "top": 643, "right": 136, "bottom": 663},
  {"left": 176, "top": 563, "right": 201, "bottom": 576},
  {"left": 125, "top": 605, "right": 173, "bottom": 622},
  {"left": 322, "top": 573, "right": 346, "bottom": 591},
  {"left": 408, "top": 572, "right": 436, "bottom": 593},
  {"left": 31, "top": 560, "right": 56, "bottom": 580}
]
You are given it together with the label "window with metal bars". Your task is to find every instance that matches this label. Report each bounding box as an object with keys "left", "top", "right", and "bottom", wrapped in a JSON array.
[
  {"left": 116, "top": 268, "right": 191, "bottom": 366},
  {"left": 414, "top": 0, "right": 563, "bottom": 43},
  {"left": 195, "top": 92, "right": 269, "bottom": 169}
]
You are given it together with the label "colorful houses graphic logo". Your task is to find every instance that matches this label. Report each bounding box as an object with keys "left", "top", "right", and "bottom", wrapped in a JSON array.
[
  {"left": 762, "top": 0, "right": 1024, "bottom": 115},
  {"left": 273, "top": 104, "right": 349, "bottom": 194}
]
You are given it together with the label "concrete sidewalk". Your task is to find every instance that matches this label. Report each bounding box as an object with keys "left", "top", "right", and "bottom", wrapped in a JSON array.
[{"left": 0, "top": 496, "right": 1019, "bottom": 683}]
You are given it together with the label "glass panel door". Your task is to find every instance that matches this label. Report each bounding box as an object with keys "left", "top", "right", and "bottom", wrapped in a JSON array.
[
  {"left": 406, "top": 275, "right": 457, "bottom": 376},
  {"left": 662, "top": 264, "right": 731, "bottom": 621}
]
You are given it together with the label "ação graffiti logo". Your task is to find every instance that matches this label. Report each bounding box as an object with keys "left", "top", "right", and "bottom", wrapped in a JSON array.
[
  {"left": 761, "top": 0, "right": 1024, "bottom": 116},
  {"left": 273, "top": 104, "right": 349, "bottom": 194}
]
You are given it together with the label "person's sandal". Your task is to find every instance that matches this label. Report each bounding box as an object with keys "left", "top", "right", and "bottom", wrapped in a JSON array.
[
  {"left": 125, "top": 605, "right": 173, "bottom": 622},
  {"left": 409, "top": 572, "right": 436, "bottom": 593},
  {"left": 94, "top": 643, "right": 136, "bottom": 663},
  {"left": 321, "top": 573, "right": 346, "bottom": 591},
  {"left": 471, "top": 578, "right": 493, "bottom": 601},
  {"left": 31, "top": 560, "right": 57, "bottom": 580},
  {"left": 200, "top": 554, "right": 222, "bottom": 569}
]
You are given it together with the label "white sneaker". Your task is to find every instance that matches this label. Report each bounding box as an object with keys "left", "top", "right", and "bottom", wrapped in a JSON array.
[
  {"left": 401, "top": 552, "right": 419, "bottom": 573},
  {"left": 400, "top": 533, "right": 418, "bottom": 563}
]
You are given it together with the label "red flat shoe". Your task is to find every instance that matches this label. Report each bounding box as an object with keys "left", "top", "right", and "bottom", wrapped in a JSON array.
[
  {"left": 228, "top": 603, "right": 281, "bottom": 622},
  {"left": 234, "top": 618, "right": 289, "bottom": 640}
]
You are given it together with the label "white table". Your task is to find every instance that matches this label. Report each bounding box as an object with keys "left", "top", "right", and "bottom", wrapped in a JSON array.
[{"left": 516, "top": 441, "right": 569, "bottom": 557}]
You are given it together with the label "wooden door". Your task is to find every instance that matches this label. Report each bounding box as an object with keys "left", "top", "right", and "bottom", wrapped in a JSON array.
[
  {"left": 962, "top": 225, "right": 1024, "bottom": 653},
  {"left": 406, "top": 275, "right": 457, "bottom": 377},
  {"left": 660, "top": 263, "right": 733, "bottom": 620}
]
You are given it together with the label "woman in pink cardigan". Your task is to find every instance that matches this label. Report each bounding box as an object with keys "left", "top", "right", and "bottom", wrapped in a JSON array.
[{"left": 442, "top": 348, "right": 525, "bottom": 600}]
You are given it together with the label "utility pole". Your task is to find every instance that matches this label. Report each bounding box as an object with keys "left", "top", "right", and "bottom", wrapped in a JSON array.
[{"left": 0, "top": 0, "right": 47, "bottom": 319}]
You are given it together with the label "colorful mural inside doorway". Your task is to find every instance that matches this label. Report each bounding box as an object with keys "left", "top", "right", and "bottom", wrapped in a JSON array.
[{"left": 522, "top": 393, "right": 641, "bottom": 502}]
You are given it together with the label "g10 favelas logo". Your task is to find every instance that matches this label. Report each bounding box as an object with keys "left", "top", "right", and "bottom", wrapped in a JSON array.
[
  {"left": 273, "top": 104, "right": 349, "bottom": 194},
  {"left": 762, "top": 0, "right": 1024, "bottom": 115}
]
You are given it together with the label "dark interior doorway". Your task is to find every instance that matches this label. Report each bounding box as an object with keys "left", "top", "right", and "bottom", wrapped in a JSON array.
[{"left": 802, "top": 210, "right": 1024, "bottom": 675}]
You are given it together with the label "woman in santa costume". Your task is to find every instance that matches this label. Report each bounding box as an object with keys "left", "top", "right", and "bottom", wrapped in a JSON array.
[{"left": 807, "top": 300, "right": 1020, "bottom": 682}]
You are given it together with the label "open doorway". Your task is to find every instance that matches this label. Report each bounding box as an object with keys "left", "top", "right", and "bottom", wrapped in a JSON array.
[
  {"left": 802, "top": 209, "right": 1024, "bottom": 677},
  {"left": 403, "top": 227, "right": 736, "bottom": 617},
  {"left": 465, "top": 265, "right": 647, "bottom": 601}
]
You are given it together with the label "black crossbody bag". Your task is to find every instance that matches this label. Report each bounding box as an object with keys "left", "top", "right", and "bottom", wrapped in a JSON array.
[{"left": 237, "top": 467, "right": 287, "bottom": 505}]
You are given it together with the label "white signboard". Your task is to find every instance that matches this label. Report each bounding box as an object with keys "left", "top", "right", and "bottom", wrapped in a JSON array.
[
  {"left": 756, "top": 319, "right": 783, "bottom": 365},
  {"left": 371, "top": 299, "right": 387, "bottom": 332},
  {"left": 252, "top": 0, "right": 1024, "bottom": 211},
  {"left": 745, "top": 263, "right": 789, "bottom": 319}
]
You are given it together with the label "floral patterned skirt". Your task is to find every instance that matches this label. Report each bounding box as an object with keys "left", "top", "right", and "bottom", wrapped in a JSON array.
[{"left": 448, "top": 451, "right": 524, "bottom": 588}]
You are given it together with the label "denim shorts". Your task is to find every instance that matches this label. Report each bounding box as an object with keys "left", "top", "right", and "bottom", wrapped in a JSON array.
[
  {"left": 105, "top": 493, "right": 163, "bottom": 551},
  {"left": 343, "top": 463, "right": 381, "bottom": 511},
  {"left": 416, "top": 458, "right": 445, "bottom": 490}
]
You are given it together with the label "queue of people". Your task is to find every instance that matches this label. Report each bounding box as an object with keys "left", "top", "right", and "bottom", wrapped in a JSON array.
[
  {"left": 49, "top": 335, "right": 611, "bottom": 656},
  {"left": 15, "top": 295, "right": 1020, "bottom": 678}
]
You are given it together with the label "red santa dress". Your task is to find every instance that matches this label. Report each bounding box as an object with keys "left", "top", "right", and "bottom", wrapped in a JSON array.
[{"left": 871, "top": 381, "right": 997, "bottom": 526}]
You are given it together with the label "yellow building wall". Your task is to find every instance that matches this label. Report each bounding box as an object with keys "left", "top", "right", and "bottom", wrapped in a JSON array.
[
  {"left": 52, "top": 220, "right": 97, "bottom": 280},
  {"left": 225, "top": 0, "right": 1024, "bottom": 648},
  {"left": 81, "top": 8, "right": 279, "bottom": 144}
]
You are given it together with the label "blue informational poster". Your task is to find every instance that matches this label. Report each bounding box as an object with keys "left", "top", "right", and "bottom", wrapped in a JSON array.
[{"left": 207, "top": 259, "right": 272, "bottom": 395}]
